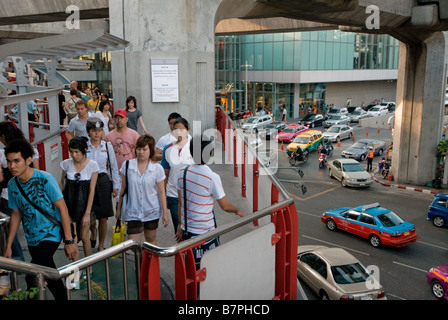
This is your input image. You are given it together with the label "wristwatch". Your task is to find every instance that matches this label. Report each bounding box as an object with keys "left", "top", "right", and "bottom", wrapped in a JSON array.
[{"left": 64, "top": 239, "right": 75, "bottom": 245}]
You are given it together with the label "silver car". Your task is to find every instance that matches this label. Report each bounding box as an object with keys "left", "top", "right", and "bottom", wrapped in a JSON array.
[
  {"left": 341, "top": 139, "right": 386, "bottom": 161},
  {"left": 328, "top": 158, "right": 373, "bottom": 187},
  {"left": 324, "top": 115, "right": 350, "bottom": 128},
  {"left": 349, "top": 108, "right": 370, "bottom": 123},
  {"left": 323, "top": 125, "right": 354, "bottom": 142},
  {"left": 297, "top": 245, "right": 386, "bottom": 300},
  {"left": 241, "top": 115, "right": 273, "bottom": 132}
]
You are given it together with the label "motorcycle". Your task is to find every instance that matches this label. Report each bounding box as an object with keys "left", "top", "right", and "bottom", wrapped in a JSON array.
[
  {"left": 289, "top": 150, "right": 308, "bottom": 165},
  {"left": 381, "top": 162, "right": 390, "bottom": 179},
  {"left": 318, "top": 153, "right": 328, "bottom": 168}
]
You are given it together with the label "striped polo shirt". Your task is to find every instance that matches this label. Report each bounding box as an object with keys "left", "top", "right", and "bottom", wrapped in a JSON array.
[{"left": 177, "top": 164, "right": 225, "bottom": 235}]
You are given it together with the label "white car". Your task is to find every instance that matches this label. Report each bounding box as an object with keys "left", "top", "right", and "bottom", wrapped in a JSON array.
[
  {"left": 367, "top": 105, "right": 389, "bottom": 117},
  {"left": 323, "top": 125, "right": 354, "bottom": 142},
  {"left": 328, "top": 158, "right": 373, "bottom": 187},
  {"left": 324, "top": 115, "right": 350, "bottom": 128},
  {"left": 241, "top": 115, "right": 273, "bottom": 132}
]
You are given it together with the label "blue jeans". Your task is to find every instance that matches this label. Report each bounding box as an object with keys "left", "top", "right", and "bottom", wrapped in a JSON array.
[
  {"left": 1, "top": 198, "right": 25, "bottom": 261},
  {"left": 167, "top": 197, "right": 179, "bottom": 233}
]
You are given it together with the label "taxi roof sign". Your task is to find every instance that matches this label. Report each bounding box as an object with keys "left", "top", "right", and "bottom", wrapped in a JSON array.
[{"left": 362, "top": 203, "right": 380, "bottom": 211}]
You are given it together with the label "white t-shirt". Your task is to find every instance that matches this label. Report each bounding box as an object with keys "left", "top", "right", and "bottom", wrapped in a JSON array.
[
  {"left": 95, "top": 111, "right": 112, "bottom": 136},
  {"left": 161, "top": 141, "right": 194, "bottom": 198},
  {"left": 120, "top": 159, "right": 165, "bottom": 222},
  {"left": 177, "top": 164, "right": 225, "bottom": 235},
  {"left": 156, "top": 132, "right": 192, "bottom": 151},
  {"left": 60, "top": 158, "right": 99, "bottom": 181}
]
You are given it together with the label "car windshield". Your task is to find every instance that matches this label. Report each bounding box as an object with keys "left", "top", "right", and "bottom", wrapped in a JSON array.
[
  {"left": 327, "top": 127, "right": 341, "bottom": 133},
  {"left": 343, "top": 163, "right": 365, "bottom": 172},
  {"left": 265, "top": 124, "right": 276, "bottom": 129},
  {"left": 246, "top": 118, "right": 258, "bottom": 123},
  {"left": 282, "top": 127, "right": 295, "bottom": 133},
  {"left": 370, "top": 107, "right": 380, "bottom": 111},
  {"left": 377, "top": 211, "right": 404, "bottom": 227},
  {"left": 303, "top": 114, "right": 315, "bottom": 120},
  {"left": 293, "top": 136, "right": 309, "bottom": 144},
  {"left": 351, "top": 141, "right": 368, "bottom": 149},
  {"left": 353, "top": 110, "right": 362, "bottom": 115},
  {"left": 329, "top": 109, "right": 341, "bottom": 114},
  {"left": 331, "top": 263, "right": 371, "bottom": 285}
]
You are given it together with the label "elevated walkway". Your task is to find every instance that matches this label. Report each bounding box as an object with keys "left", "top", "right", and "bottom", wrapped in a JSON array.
[{"left": 6, "top": 144, "right": 266, "bottom": 300}]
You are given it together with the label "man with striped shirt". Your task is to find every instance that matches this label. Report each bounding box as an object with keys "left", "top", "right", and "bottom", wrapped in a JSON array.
[{"left": 175, "top": 136, "right": 243, "bottom": 265}]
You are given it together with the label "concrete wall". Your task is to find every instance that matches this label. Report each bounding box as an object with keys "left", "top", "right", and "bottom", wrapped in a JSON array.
[
  {"left": 109, "top": 0, "right": 220, "bottom": 141},
  {"left": 326, "top": 80, "right": 397, "bottom": 108}
]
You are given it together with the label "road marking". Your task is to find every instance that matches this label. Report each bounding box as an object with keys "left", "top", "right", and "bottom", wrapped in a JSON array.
[
  {"left": 302, "top": 235, "right": 370, "bottom": 256},
  {"left": 297, "top": 210, "right": 321, "bottom": 218},
  {"left": 386, "top": 293, "right": 406, "bottom": 300},
  {"left": 392, "top": 261, "right": 428, "bottom": 273},
  {"left": 289, "top": 185, "right": 341, "bottom": 201},
  {"left": 417, "top": 240, "right": 448, "bottom": 251}
]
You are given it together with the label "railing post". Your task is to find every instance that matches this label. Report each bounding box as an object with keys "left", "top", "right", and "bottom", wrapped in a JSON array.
[
  {"left": 253, "top": 159, "right": 259, "bottom": 227},
  {"left": 140, "top": 251, "right": 161, "bottom": 300},
  {"left": 174, "top": 248, "right": 198, "bottom": 300},
  {"left": 242, "top": 142, "right": 246, "bottom": 198},
  {"left": 233, "top": 129, "right": 238, "bottom": 177}
]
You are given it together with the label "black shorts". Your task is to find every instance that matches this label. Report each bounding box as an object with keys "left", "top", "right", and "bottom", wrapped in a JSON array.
[{"left": 126, "top": 219, "right": 159, "bottom": 234}]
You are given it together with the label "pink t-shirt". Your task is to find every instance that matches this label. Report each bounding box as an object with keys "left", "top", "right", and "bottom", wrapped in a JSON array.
[{"left": 106, "top": 128, "right": 140, "bottom": 169}]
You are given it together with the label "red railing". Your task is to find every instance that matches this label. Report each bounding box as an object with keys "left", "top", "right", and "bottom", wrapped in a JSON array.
[{"left": 139, "top": 107, "right": 298, "bottom": 300}]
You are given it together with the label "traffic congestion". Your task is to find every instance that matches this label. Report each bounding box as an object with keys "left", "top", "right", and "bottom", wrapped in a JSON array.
[{"left": 236, "top": 104, "right": 448, "bottom": 300}]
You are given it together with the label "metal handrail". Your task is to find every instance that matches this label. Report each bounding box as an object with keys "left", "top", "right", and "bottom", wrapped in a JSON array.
[{"left": 141, "top": 199, "right": 293, "bottom": 256}]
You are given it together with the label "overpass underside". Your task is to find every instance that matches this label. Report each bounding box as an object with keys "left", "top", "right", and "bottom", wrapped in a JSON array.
[{"left": 1, "top": 0, "right": 448, "bottom": 185}]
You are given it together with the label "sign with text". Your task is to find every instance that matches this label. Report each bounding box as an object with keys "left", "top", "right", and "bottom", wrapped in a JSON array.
[{"left": 151, "top": 59, "right": 179, "bottom": 103}]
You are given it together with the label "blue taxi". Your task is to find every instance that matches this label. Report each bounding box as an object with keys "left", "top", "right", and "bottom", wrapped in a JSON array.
[
  {"left": 321, "top": 203, "right": 419, "bottom": 248},
  {"left": 427, "top": 193, "right": 448, "bottom": 228}
]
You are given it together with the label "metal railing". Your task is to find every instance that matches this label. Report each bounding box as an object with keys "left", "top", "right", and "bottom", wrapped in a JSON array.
[{"left": 0, "top": 240, "right": 142, "bottom": 300}]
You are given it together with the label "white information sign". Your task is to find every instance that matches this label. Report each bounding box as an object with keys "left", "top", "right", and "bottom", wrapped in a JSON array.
[{"left": 151, "top": 59, "right": 179, "bottom": 102}]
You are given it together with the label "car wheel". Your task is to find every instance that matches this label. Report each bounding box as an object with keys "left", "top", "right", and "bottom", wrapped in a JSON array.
[
  {"left": 326, "top": 219, "right": 337, "bottom": 231},
  {"left": 319, "top": 290, "right": 330, "bottom": 300},
  {"left": 311, "top": 123, "right": 315, "bottom": 128},
  {"left": 360, "top": 154, "right": 365, "bottom": 161},
  {"left": 369, "top": 234, "right": 382, "bottom": 248},
  {"left": 341, "top": 178, "right": 347, "bottom": 187},
  {"left": 329, "top": 169, "right": 334, "bottom": 178},
  {"left": 431, "top": 280, "right": 446, "bottom": 299},
  {"left": 349, "top": 132, "right": 353, "bottom": 140},
  {"left": 378, "top": 149, "right": 383, "bottom": 156},
  {"left": 433, "top": 216, "right": 446, "bottom": 228},
  {"left": 289, "top": 157, "right": 297, "bottom": 166}
]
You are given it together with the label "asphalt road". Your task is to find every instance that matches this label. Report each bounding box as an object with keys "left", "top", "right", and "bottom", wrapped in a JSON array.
[{"left": 261, "top": 123, "right": 448, "bottom": 300}]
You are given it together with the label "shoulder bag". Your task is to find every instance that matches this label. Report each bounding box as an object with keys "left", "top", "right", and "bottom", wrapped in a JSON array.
[{"left": 14, "top": 177, "right": 75, "bottom": 240}]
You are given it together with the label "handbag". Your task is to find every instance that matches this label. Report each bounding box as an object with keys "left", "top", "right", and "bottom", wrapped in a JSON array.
[
  {"left": 110, "top": 219, "right": 125, "bottom": 258},
  {"left": 120, "top": 160, "right": 129, "bottom": 220},
  {"left": 14, "top": 177, "right": 76, "bottom": 241}
]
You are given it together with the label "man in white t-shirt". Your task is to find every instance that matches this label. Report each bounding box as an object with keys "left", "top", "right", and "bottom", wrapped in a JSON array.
[
  {"left": 175, "top": 136, "right": 243, "bottom": 266},
  {"left": 155, "top": 112, "right": 191, "bottom": 161}
]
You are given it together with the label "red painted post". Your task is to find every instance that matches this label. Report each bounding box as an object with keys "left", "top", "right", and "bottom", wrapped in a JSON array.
[
  {"left": 36, "top": 142, "right": 46, "bottom": 171},
  {"left": 233, "top": 129, "right": 238, "bottom": 177},
  {"left": 241, "top": 143, "right": 246, "bottom": 198}
]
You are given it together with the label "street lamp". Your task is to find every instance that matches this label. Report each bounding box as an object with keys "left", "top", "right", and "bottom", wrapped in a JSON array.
[{"left": 241, "top": 61, "right": 252, "bottom": 112}]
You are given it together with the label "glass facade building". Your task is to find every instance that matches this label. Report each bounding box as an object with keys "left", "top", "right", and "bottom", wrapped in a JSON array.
[{"left": 215, "top": 30, "right": 400, "bottom": 118}]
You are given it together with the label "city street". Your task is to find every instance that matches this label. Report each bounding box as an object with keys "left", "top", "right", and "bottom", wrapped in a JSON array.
[{"left": 259, "top": 121, "right": 448, "bottom": 300}]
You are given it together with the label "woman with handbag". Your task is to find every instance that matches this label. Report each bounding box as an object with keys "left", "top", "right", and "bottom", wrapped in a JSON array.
[
  {"left": 85, "top": 117, "right": 119, "bottom": 251},
  {"left": 60, "top": 136, "right": 99, "bottom": 288},
  {"left": 116, "top": 134, "right": 168, "bottom": 244}
]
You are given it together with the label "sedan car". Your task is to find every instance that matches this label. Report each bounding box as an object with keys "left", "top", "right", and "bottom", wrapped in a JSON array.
[
  {"left": 321, "top": 203, "right": 420, "bottom": 248},
  {"left": 297, "top": 245, "right": 386, "bottom": 300},
  {"left": 427, "top": 193, "right": 448, "bottom": 228},
  {"left": 262, "top": 122, "right": 287, "bottom": 140},
  {"left": 241, "top": 114, "right": 273, "bottom": 133},
  {"left": 324, "top": 115, "right": 350, "bottom": 128},
  {"left": 277, "top": 124, "right": 309, "bottom": 143},
  {"left": 367, "top": 105, "right": 389, "bottom": 117},
  {"left": 298, "top": 113, "right": 325, "bottom": 128},
  {"left": 349, "top": 108, "right": 370, "bottom": 123},
  {"left": 328, "top": 158, "right": 373, "bottom": 187},
  {"left": 427, "top": 265, "right": 448, "bottom": 300},
  {"left": 286, "top": 130, "right": 324, "bottom": 156},
  {"left": 341, "top": 139, "right": 386, "bottom": 161},
  {"left": 323, "top": 125, "right": 354, "bottom": 142}
]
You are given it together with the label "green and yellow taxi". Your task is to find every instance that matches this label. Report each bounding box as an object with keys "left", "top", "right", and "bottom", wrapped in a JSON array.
[{"left": 286, "top": 130, "right": 324, "bottom": 156}]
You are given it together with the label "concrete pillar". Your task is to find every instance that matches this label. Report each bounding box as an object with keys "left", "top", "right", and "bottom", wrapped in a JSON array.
[
  {"left": 392, "top": 32, "right": 448, "bottom": 185},
  {"left": 109, "top": 0, "right": 221, "bottom": 140}
]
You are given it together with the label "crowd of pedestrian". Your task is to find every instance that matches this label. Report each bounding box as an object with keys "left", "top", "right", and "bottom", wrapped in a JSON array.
[{"left": 1, "top": 90, "right": 244, "bottom": 299}]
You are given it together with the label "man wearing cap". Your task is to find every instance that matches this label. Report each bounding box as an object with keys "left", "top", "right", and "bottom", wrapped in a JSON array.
[{"left": 105, "top": 109, "right": 140, "bottom": 170}]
